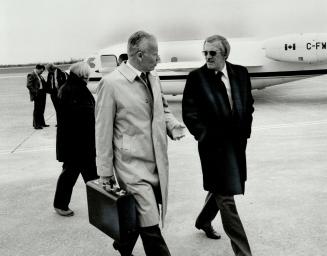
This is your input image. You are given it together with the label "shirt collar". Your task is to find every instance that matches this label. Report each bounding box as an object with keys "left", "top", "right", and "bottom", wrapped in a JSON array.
[
  {"left": 221, "top": 64, "right": 227, "bottom": 78},
  {"left": 214, "top": 63, "right": 227, "bottom": 78},
  {"left": 126, "top": 61, "right": 142, "bottom": 77}
]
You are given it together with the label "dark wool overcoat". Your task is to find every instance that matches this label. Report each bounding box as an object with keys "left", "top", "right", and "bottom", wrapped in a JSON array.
[
  {"left": 45, "top": 68, "right": 67, "bottom": 95},
  {"left": 182, "top": 62, "right": 254, "bottom": 195},
  {"left": 56, "top": 72, "right": 96, "bottom": 164}
]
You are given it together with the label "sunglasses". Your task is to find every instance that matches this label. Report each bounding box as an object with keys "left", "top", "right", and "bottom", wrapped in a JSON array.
[{"left": 202, "top": 50, "right": 223, "bottom": 57}]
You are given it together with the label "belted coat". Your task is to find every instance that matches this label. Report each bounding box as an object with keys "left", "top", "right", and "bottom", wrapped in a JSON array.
[{"left": 95, "top": 63, "right": 181, "bottom": 227}]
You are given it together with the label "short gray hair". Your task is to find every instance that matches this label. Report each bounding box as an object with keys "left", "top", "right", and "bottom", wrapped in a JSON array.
[
  {"left": 127, "top": 30, "right": 156, "bottom": 56},
  {"left": 204, "top": 35, "right": 231, "bottom": 59},
  {"left": 69, "top": 62, "right": 90, "bottom": 79}
]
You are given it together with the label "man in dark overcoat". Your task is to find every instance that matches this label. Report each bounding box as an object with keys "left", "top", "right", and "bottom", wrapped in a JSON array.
[
  {"left": 26, "top": 64, "right": 48, "bottom": 129},
  {"left": 182, "top": 34, "right": 254, "bottom": 256},
  {"left": 46, "top": 63, "right": 68, "bottom": 124}
]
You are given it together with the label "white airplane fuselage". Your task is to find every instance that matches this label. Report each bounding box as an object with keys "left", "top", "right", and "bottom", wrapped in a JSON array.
[{"left": 85, "top": 33, "right": 327, "bottom": 95}]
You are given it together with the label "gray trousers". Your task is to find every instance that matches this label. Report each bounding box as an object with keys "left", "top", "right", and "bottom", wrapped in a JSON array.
[{"left": 196, "top": 193, "right": 252, "bottom": 256}]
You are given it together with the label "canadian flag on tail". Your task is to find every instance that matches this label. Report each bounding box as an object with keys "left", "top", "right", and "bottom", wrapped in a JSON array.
[{"left": 285, "top": 43, "right": 296, "bottom": 50}]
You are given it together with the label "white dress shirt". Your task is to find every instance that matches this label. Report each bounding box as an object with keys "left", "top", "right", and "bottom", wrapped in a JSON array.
[
  {"left": 34, "top": 70, "right": 43, "bottom": 89},
  {"left": 216, "top": 64, "right": 233, "bottom": 109}
]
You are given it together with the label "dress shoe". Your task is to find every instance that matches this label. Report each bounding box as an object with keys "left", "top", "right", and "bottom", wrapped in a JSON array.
[
  {"left": 113, "top": 241, "right": 134, "bottom": 256},
  {"left": 34, "top": 126, "right": 43, "bottom": 129},
  {"left": 54, "top": 207, "right": 74, "bottom": 217},
  {"left": 42, "top": 124, "right": 50, "bottom": 127},
  {"left": 195, "top": 223, "right": 221, "bottom": 239}
]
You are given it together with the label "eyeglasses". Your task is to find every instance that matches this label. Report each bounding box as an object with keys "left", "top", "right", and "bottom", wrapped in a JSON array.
[{"left": 202, "top": 50, "right": 223, "bottom": 57}]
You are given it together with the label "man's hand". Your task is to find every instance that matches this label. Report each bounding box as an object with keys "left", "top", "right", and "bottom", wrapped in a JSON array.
[
  {"left": 171, "top": 124, "right": 186, "bottom": 140},
  {"left": 99, "top": 175, "right": 116, "bottom": 186}
]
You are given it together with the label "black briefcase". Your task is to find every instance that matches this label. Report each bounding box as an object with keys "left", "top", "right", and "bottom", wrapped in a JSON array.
[{"left": 86, "top": 179, "right": 137, "bottom": 242}]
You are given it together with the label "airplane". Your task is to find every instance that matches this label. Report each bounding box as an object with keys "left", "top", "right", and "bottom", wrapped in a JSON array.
[{"left": 84, "top": 33, "right": 327, "bottom": 95}]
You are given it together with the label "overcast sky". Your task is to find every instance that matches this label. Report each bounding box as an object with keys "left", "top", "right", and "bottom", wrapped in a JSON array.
[{"left": 1, "top": 0, "right": 327, "bottom": 65}]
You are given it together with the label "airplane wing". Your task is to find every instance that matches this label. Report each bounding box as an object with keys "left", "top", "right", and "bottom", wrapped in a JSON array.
[{"left": 155, "top": 58, "right": 262, "bottom": 74}]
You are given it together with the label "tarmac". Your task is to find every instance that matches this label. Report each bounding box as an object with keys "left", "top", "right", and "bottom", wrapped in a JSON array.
[{"left": 0, "top": 70, "right": 326, "bottom": 256}]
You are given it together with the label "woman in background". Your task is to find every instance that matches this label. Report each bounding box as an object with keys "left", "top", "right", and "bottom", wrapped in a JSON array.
[{"left": 53, "top": 62, "right": 98, "bottom": 216}]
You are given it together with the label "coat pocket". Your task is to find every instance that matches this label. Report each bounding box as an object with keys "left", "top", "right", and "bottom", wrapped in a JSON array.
[
  {"left": 122, "top": 135, "right": 132, "bottom": 151},
  {"left": 120, "top": 135, "right": 133, "bottom": 163}
]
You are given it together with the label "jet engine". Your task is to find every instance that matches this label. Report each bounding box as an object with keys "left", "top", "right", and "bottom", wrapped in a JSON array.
[{"left": 264, "top": 33, "right": 327, "bottom": 63}]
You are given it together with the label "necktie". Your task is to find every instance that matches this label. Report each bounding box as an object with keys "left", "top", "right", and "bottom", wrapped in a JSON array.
[
  {"left": 52, "top": 75, "right": 55, "bottom": 89},
  {"left": 54, "top": 70, "right": 58, "bottom": 89},
  {"left": 215, "top": 71, "right": 231, "bottom": 112},
  {"left": 140, "top": 72, "right": 153, "bottom": 99},
  {"left": 38, "top": 75, "right": 43, "bottom": 89}
]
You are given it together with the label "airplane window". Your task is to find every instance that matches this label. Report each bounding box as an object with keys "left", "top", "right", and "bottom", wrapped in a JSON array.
[{"left": 171, "top": 57, "right": 178, "bottom": 62}]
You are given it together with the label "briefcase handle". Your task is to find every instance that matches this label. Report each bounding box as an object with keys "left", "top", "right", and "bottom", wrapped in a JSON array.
[{"left": 102, "top": 181, "right": 127, "bottom": 197}]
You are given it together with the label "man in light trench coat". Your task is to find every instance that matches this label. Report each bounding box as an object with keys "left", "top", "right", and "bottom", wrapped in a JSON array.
[{"left": 95, "top": 30, "right": 185, "bottom": 256}]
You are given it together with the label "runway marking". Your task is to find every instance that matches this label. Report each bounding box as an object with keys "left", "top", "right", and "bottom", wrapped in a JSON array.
[
  {"left": 0, "top": 75, "right": 25, "bottom": 79},
  {"left": 15, "top": 146, "right": 55, "bottom": 153},
  {"left": 10, "top": 113, "right": 55, "bottom": 154},
  {"left": 9, "top": 130, "right": 38, "bottom": 154},
  {"left": 0, "top": 146, "right": 56, "bottom": 155},
  {"left": 254, "top": 119, "right": 327, "bottom": 131}
]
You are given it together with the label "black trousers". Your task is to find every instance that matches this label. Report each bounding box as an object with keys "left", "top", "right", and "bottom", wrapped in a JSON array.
[
  {"left": 114, "top": 225, "right": 171, "bottom": 256},
  {"left": 53, "top": 161, "right": 98, "bottom": 210},
  {"left": 33, "top": 90, "right": 46, "bottom": 127},
  {"left": 196, "top": 193, "right": 252, "bottom": 256}
]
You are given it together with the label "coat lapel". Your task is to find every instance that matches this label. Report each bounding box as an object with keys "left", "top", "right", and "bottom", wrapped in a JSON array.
[
  {"left": 118, "top": 63, "right": 155, "bottom": 101},
  {"left": 117, "top": 63, "right": 138, "bottom": 83},
  {"left": 147, "top": 71, "right": 159, "bottom": 99},
  {"left": 117, "top": 63, "right": 154, "bottom": 115},
  {"left": 226, "top": 62, "right": 242, "bottom": 115}
]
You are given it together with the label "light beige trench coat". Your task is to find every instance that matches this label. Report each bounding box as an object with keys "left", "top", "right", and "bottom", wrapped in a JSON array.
[{"left": 95, "top": 63, "right": 181, "bottom": 227}]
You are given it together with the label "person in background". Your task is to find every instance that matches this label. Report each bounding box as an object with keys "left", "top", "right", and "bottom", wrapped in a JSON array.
[
  {"left": 118, "top": 53, "right": 128, "bottom": 65},
  {"left": 26, "top": 64, "right": 48, "bottom": 129},
  {"left": 96, "top": 30, "right": 185, "bottom": 256},
  {"left": 46, "top": 63, "right": 68, "bottom": 125},
  {"left": 182, "top": 34, "right": 254, "bottom": 256},
  {"left": 53, "top": 62, "right": 98, "bottom": 217}
]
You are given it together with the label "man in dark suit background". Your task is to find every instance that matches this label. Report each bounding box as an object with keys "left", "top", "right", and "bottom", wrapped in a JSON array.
[
  {"left": 118, "top": 53, "right": 128, "bottom": 65},
  {"left": 46, "top": 63, "right": 68, "bottom": 124},
  {"left": 26, "top": 64, "right": 48, "bottom": 129},
  {"left": 182, "top": 35, "right": 254, "bottom": 256}
]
